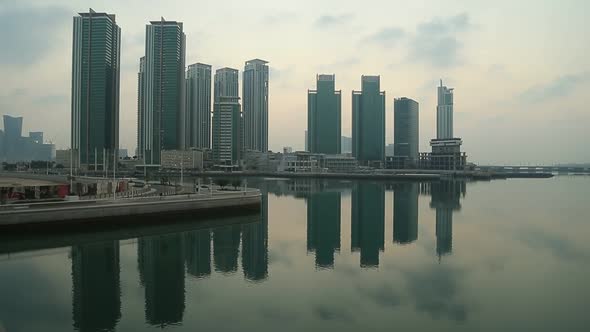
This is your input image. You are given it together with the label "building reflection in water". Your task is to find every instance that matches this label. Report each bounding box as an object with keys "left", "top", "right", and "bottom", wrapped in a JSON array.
[
  {"left": 351, "top": 182, "right": 385, "bottom": 268},
  {"left": 71, "top": 241, "right": 121, "bottom": 332},
  {"left": 213, "top": 224, "right": 241, "bottom": 273},
  {"left": 138, "top": 234, "right": 185, "bottom": 327},
  {"left": 184, "top": 229, "right": 211, "bottom": 278},
  {"left": 242, "top": 194, "right": 269, "bottom": 280},
  {"left": 306, "top": 190, "right": 342, "bottom": 269},
  {"left": 428, "top": 181, "right": 466, "bottom": 258},
  {"left": 393, "top": 183, "right": 419, "bottom": 244}
]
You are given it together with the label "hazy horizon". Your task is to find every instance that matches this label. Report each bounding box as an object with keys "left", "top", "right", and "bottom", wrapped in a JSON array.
[{"left": 1, "top": 0, "right": 589, "bottom": 165}]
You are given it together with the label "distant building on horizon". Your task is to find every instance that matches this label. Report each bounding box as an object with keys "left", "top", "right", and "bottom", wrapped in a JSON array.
[
  {"left": 352, "top": 76, "right": 385, "bottom": 164},
  {"left": 71, "top": 9, "right": 121, "bottom": 169},
  {"left": 186, "top": 63, "right": 212, "bottom": 149},
  {"left": 2, "top": 115, "right": 54, "bottom": 162},
  {"left": 307, "top": 74, "right": 341, "bottom": 154},
  {"left": 140, "top": 18, "right": 186, "bottom": 164},
  {"left": 341, "top": 136, "right": 352, "bottom": 154},
  {"left": 394, "top": 97, "right": 419, "bottom": 161},
  {"left": 243, "top": 59, "right": 269, "bottom": 152}
]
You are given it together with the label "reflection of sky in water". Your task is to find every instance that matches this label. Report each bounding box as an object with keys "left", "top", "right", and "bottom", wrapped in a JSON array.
[{"left": 0, "top": 177, "right": 589, "bottom": 331}]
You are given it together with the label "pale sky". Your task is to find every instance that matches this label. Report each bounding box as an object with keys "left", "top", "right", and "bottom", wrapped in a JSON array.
[{"left": 0, "top": 0, "right": 589, "bottom": 165}]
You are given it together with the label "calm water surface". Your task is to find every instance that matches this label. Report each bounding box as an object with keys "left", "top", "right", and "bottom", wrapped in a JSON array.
[{"left": 1, "top": 176, "right": 589, "bottom": 331}]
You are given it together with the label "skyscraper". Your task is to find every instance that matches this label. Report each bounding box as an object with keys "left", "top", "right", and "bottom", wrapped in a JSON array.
[
  {"left": 352, "top": 76, "right": 385, "bottom": 163},
  {"left": 307, "top": 74, "right": 341, "bottom": 154},
  {"left": 137, "top": 56, "right": 146, "bottom": 160},
  {"left": 214, "top": 67, "right": 239, "bottom": 102},
  {"left": 243, "top": 59, "right": 269, "bottom": 152},
  {"left": 186, "top": 63, "right": 212, "bottom": 149},
  {"left": 394, "top": 97, "right": 419, "bottom": 161},
  {"left": 212, "top": 96, "right": 242, "bottom": 164},
  {"left": 71, "top": 9, "right": 121, "bottom": 169},
  {"left": 212, "top": 68, "right": 242, "bottom": 164},
  {"left": 437, "top": 80, "right": 454, "bottom": 139},
  {"left": 141, "top": 18, "right": 186, "bottom": 164}
]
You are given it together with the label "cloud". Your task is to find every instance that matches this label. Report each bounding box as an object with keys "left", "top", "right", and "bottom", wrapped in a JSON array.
[
  {"left": 362, "top": 27, "right": 405, "bottom": 48},
  {"left": 408, "top": 13, "right": 472, "bottom": 67},
  {"left": 314, "top": 14, "right": 354, "bottom": 28},
  {"left": 519, "top": 73, "right": 590, "bottom": 103},
  {"left": 517, "top": 228, "right": 590, "bottom": 263},
  {"left": 356, "top": 283, "right": 402, "bottom": 307},
  {"left": 261, "top": 12, "right": 298, "bottom": 25},
  {"left": 403, "top": 265, "right": 469, "bottom": 322},
  {"left": 0, "top": 4, "right": 70, "bottom": 65}
]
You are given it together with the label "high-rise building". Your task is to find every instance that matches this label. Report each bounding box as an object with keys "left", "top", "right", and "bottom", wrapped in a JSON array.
[
  {"left": 352, "top": 76, "right": 385, "bottom": 163},
  {"left": 186, "top": 63, "right": 212, "bottom": 149},
  {"left": 394, "top": 97, "right": 419, "bottom": 161},
  {"left": 71, "top": 9, "right": 120, "bottom": 169},
  {"left": 137, "top": 56, "right": 146, "bottom": 160},
  {"left": 437, "top": 80, "right": 453, "bottom": 139},
  {"left": 243, "top": 59, "right": 269, "bottom": 152},
  {"left": 307, "top": 74, "right": 341, "bottom": 154},
  {"left": 212, "top": 96, "right": 242, "bottom": 164},
  {"left": 141, "top": 18, "right": 186, "bottom": 164},
  {"left": 214, "top": 67, "right": 239, "bottom": 102}
]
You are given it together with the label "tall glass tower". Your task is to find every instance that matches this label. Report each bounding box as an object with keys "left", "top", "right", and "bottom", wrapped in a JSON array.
[
  {"left": 186, "top": 63, "right": 212, "bottom": 149},
  {"left": 437, "top": 80, "right": 454, "bottom": 139},
  {"left": 394, "top": 97, "right": 419, "bottom": 161},
  {"left": 352, "top": 75, "right": 385, "bottom": 163},
  {"left": 141, "top": 18, "right": 186, "bottom": 164},
  {"left": 243, "top": 59, "right": 269, "bottom": 152},
  {"left": 307, "top": 74, "right": 341, "bottom": 154},
  {"left": 71, "top": 9, "right": 121, "bottom": 169}
]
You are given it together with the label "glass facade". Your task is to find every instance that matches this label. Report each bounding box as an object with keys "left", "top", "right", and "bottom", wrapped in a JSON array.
[
  {"left": 243, "top": 59, "right": 269, "bottom": 152},
  {"left": 186, "top": 63, "right": 212, "bottom": 149},
  {"left": 307, "top": 74, "right": 341, "bottom": 154},
  {"left": 71, "top": 10, "right": 120, "bottom": 168},
  {"left": 352, "top": 76, "right": 385, "bottom": 162},
  {"left": 394, "top": 97, "right": 419, "bottom": 160},
  {"left": 142, "top": 20, "right": 186, "bottom": 164}
]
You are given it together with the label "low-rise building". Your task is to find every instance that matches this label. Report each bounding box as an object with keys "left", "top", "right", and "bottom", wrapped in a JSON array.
[
  {"left": 161, "top": 149, "right": 204, "bottom": 170},
  {"left": 319, "top": 154, "right": 358, "bottom": 172},
  {"left": 244, "top": 150, "right": 281, "bottom": 172},
  {"left": 279, "top": 152, "right": 321, "bottom": 173},
  {"left": 55, "top": 149, "right": 72, "bottom": 168},
  {"left": 418, "top": 138, "right": 467, "bottom": 170}
]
